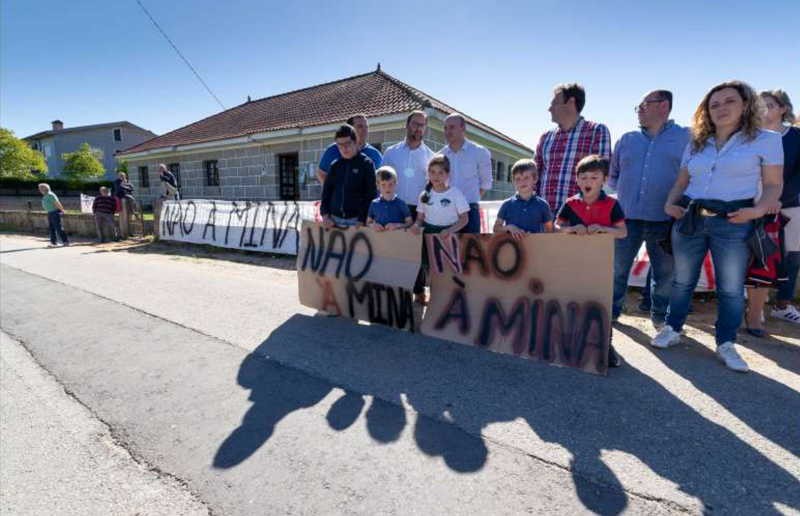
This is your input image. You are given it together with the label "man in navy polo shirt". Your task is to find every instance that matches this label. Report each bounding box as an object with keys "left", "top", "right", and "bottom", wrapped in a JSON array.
[
  {"left": 494, "top": 159, "right": 553, "bottom": 236},
  {"left": 367, "top": 166, "right": 413, "bottom": 231},
  {"left": 316, "top": 114, "right": 383, "bottom": 183}
]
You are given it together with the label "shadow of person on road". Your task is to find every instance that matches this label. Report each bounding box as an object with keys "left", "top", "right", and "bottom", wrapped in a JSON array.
[
  {"left": 212, "top": 351, "right": 333, "bottom": 469},
  {"left": 216, "top": 314, "right": 800, "bottom": 514}
]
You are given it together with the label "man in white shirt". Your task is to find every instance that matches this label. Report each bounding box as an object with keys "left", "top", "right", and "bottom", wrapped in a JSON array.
[
  {"left": 381, "top": 110, "right": 435, "bottom": 220},
  {"left": 438, "top": 113, "right": 492, "bottom": 233}
]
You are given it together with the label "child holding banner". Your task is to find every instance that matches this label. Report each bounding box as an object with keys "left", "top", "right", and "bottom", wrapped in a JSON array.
[
  {"left": 410, "top": 155, "right": 470, "bottom": 304},
  {"left": 493, "top": 159, "right": 554, "bottom": 238},
  {"left": 556, "top": 154, "right": 627, "bottom": 367},
  {"left": 367, "top": 166, "right": 414, "bottom": 231}
]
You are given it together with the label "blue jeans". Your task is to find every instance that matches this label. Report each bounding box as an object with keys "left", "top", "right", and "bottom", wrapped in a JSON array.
[
  {"left": 777, "top": 252, "right": 800, "bottom": 302},
  {"left": 459, "top": 204, "right": 481, "bottom": 234},
  {"left": 332, "top": 215, "right": 359, "bottom": 228},
  {"left": 613, "top": 220, "right": 673, "bottom": 322},
  {"left": 47, "top": 211, "right": 68, "bottom": 245},
  {"left": 666, "top": 216, "right": 752, "bottom": 345}
]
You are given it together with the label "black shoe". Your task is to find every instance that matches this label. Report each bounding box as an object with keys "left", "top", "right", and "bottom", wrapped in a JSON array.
[{"left": 608, "top": 345, "right": 623, "bottom": 368}]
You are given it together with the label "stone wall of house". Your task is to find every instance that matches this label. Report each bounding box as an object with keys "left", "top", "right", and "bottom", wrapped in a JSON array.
[{"left": 126, "top": 123, "right": 527, "bottom": 207}]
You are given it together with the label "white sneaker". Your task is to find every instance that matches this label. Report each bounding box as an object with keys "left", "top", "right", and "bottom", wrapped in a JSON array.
[
  {"left": 651, "top": 325, "right": 680, "bottom": 349},
  {"left": 717, "top": 342, "right": 749, "bottom": 372},
  {"left": 771, "top": 305, "right": 800, "bottom": 324}
]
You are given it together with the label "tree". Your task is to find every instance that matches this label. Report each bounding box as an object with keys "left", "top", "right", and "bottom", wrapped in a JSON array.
[
  {"left": 0, "top": 128, "right": 48, "bottom": 179},
  {"left": 61, "top": 143, "right": 105, "bottom": 181},
  {"left": 116, "top": 159, "right": 129, "bottom": 174}
]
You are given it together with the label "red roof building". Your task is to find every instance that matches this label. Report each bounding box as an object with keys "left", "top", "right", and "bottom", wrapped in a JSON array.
[{"left": 120, "top": 68, "right": 530, "bottom": 204}]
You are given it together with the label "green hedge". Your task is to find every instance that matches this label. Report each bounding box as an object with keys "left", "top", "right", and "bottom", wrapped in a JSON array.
[{"left": 0, "top": 176, "right": 112, "bottom": 195}]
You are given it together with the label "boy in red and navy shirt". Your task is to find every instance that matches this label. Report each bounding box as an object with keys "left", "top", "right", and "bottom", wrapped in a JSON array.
[
  {"left": 556, "top": 155, "right": 627, "bottom": 238},
  {"left": 556, "top": 154, "right": 627, "bottom": 367}
]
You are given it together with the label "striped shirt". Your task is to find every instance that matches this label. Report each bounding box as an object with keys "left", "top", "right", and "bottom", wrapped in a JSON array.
[
  {"left": 92, "top": 195, "right": 117, "bottom": 214},
  {"left": 534, "top": 117, "right": 611, "bottom": 212}
]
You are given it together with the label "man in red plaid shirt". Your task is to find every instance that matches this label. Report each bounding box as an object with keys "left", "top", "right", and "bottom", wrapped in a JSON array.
[{"left": 534, "top": 83, "right": 611, "bottom": 212}]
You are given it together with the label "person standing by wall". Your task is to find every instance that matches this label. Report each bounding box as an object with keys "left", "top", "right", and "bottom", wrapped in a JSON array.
[
  {"left": 92, "top": 186, "right": 117, "bottom": 243},
  {"left": 38, "top": 183, "right": 69, "bottom": 247}
]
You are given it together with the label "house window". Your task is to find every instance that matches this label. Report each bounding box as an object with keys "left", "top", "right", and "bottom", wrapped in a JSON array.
[
  {"left": 113, "top": 128, "right": 122, "bottom": 142},
  {"left": 168, "top": 163, "right": 181, "bottom": 187},
  {"left": 496, "top": 161, "right": 504, "bottom": 181},
  {"left": 138, "top": 166, "right": 149, "bottom": 188},
  {"left": 204, "top": 160, "right": 219, "bottom": 186},
  {"left": 506, "top": 163, "right": 513, "bottom": 182}
]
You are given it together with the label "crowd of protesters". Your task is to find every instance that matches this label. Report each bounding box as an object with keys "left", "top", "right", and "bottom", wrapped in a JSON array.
[{"left": 318, "top": 80, "right": 799, "bottom": 373}]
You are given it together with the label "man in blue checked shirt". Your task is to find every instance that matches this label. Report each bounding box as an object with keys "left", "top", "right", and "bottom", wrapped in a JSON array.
[{"left": 609, "top": 90, "right": 690, "bottom": 328}]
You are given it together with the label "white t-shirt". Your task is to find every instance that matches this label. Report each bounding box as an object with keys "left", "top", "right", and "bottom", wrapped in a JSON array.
[
  {"left": 418, "top": 186, "right": 470, "bottom": 226},
  {"left": 382, "top": 141, "right": 434, "bottom": 206}
]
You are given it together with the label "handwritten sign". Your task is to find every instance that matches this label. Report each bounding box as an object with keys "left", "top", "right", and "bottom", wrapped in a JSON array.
[
  {"left": 420, "top": 233, "right": 614, "bottom": 375},
  {"left": 296, "top": 221, "right": 423, "bottom": 331}
]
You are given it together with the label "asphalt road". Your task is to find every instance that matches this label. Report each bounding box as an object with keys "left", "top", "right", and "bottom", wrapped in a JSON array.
[{"left": 1, "top": 234, "right": 798, "bottom": 515}]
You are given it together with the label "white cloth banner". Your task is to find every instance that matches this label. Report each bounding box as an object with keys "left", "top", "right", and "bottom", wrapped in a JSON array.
[
  {"left": 80, "top": 194, "right": 94, "bottom": 214},
  {"left": 159, "top": 200, "right": 321, "bottom": 254},
  {"left": 627, "top": 245, "right": 715, "bottom": 292},
  {"left": 159, "top": 198, "right": 716, "bottom": 291}
]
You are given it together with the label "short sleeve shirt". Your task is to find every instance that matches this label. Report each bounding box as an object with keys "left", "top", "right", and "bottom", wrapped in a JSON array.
[
  {"left": 497, "top": 194, "right": 553, "bottom": 233},
  {"left": 682, "top": 129, "right": 783, "bottom": 201},
  {"left": 557, "top": 192, "right": 625, "bottom": 227},
  {"left": 418, "top": 187, "right": 470, "bottom": 226},
  {"left": 367, "top": 196, "right": 411, "bottom": 225},
  {"left": 41, "top": 192, "right": 59, "bottom": 212},
  {"left": 319, "top": 143, "right": 383, "bottom": 173}
]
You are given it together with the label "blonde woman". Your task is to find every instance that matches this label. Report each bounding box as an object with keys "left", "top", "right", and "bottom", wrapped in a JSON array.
[
  {"left": 746, "top": 90, "right": 800, "bottom": 332},
  {"left": 653, "top": 81, "right": 783, "bottom": 372}
]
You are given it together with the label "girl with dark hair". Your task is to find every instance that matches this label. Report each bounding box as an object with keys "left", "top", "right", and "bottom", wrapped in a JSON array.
[{"left": 409, "top": 155, "right": 470, "bottom": 304}]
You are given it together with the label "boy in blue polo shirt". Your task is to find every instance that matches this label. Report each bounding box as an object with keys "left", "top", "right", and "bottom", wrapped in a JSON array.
[
  {"left": 367, "top": 166, "right": 413, "bottom": 231},
  {"left": 493, "top": 159, "right": 553, "bottom": 237}
]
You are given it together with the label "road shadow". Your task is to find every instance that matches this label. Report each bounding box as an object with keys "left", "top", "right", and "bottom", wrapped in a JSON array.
[
  {"left": 216, "top": 314, "right": 800, "bottom": 514},
  {"left": 616, "top": 322, "right": 800, "bottom": 459}
]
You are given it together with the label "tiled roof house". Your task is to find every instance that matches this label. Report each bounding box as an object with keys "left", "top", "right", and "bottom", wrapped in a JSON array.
[{"left": 119, "top": 68, "right": 531, "bottom": 205}]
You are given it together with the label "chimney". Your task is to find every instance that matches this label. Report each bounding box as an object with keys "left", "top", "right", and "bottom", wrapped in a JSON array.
[{"left": 51, "top": 120, "right": 63, "bottom": 131}]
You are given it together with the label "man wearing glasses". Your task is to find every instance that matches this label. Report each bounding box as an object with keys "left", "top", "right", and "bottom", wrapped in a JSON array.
[{"left": 609, "top": 90, "right": 690, "bottom": 328}]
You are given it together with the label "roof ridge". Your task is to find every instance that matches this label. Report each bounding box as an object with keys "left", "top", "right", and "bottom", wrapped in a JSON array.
[
  {"left": 375, "top": 70, "right": 431, "bottom": 108},
  {"left": 25, "top": 121, "right": 154, "bottom": 141},
  {"left": 247, "top": 69, "right": 379, "bottom": 105}
]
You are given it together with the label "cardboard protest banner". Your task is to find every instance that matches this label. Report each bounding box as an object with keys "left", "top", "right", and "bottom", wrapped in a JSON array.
[
  {"left": 80, "top": 194, "right": 94, "bottom": 214},
  {"left": 159, "top": 199, "right": 320, "bottom": 254},
  {"left": 297, "top": 221, "right": 423, "bottom": 331},
  {"left": 420, "top": 233, "right": 614, "bottom": 375}
]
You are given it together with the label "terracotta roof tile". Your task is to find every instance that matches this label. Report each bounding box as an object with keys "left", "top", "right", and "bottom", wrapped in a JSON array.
[{"left": 120, "top": 70, "right": 531, "bottom": 155}]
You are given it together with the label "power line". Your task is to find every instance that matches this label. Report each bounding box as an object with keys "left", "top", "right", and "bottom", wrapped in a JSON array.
[{"left": 134, "top": 0, "right": 226, "bottom": 110}]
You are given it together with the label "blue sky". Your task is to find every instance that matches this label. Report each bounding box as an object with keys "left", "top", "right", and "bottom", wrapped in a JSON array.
[{"left": 2, "top": 0, "right": 798, "bottom": 149}]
